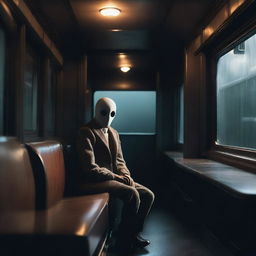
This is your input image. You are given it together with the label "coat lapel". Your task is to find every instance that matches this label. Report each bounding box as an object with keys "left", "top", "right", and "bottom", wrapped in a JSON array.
[
  {"left": 89, "top": 119, "right": 118, "bottom": 161},
  {"left": 93, "top": 128, "right": 110, "bottom": 151},
  {"left": 108, "top": 127, "right": 118, "bottom": 160}
]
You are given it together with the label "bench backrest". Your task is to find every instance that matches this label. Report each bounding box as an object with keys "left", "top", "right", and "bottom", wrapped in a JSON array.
[
  {"left": 0, "top": 137, "right": 35, "bottom": 211},
  {"left": 26, "top": 141, "right": 65, "bottom": 208}
]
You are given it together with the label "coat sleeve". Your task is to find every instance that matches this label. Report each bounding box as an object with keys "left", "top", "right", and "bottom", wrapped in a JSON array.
[
  {"left": 115, "top": 131, "right": 131, "bottom": 176},
  {"left": 77, "top": 127, "right": 116, "bottom": 181}
]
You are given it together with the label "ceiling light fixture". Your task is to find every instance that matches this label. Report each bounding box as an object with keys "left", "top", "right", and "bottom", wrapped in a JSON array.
[
  {"left": 99, "top": 7, "right": 121, "bottom": 17},
  {"left": 120, "top": 66, "right": 130, "bottom": 73},
  {"left": 111, "top": 29, "right": 122, "bottom": 32}
]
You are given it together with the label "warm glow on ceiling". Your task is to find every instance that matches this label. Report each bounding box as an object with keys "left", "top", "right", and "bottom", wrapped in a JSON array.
[
  {"left": 230, "top": 0, "right": 245, "bottom": 14},
  {"left": 118, "top": 53, "right": 132, "bottom": 72},
  {"left": 99, "top": 7, "right": 121, "bottom": 17},
  {"left": 119, "top": 83, "right": 130, "bottom": 89},
  {"left": 119, "top": 53, "right": 126, "bottom": 59},
  {"left": 203, "top": 27, "right": 214, "bottom": 39},
  {"left": 120, "top": 66, "right": 131, "bottom": 72}
]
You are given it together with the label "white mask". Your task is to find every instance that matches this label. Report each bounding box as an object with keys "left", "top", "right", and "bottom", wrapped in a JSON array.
[{"left": 95, "top": 97, "right": 116, "bottom": 128}]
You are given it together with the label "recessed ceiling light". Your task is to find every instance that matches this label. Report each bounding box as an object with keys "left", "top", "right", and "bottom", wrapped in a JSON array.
[
  {"left": 99, "top": 7, "right": 121, "bottom": 17},
  {"left": 120, "top": 66, "right": 130, "bottom": 73},
  {"left": 111, "top": 29, "right": 122, "bottom": 32}
]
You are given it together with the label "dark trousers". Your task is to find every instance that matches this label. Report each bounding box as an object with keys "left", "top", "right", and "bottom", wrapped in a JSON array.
[{"left": 79, "top": 180, "right": 155, "bottom": 238}]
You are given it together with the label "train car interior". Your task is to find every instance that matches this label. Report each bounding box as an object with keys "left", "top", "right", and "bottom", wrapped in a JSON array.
[{"left": 1, "top": 0, "right": 256, "bottom": 255}]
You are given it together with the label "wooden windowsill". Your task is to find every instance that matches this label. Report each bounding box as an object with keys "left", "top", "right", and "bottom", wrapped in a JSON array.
[{"left": 164, "top": 151, "right": 256, "bottom": 199}]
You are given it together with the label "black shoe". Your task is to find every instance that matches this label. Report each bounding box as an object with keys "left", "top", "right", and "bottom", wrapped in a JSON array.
[{"left": 133, "top": 235, "right": 150, "bottom": 248}]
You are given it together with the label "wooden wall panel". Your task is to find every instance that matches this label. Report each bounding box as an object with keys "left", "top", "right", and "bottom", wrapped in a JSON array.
[
  {"left": 8, "top": 0, "right": 63, "bottom": 65},
  {"left": 184, "top": 39, "right": 205, "bottom": 158},
  {"left": 56, "top": 57, "right": 89, "bottom": 144}
]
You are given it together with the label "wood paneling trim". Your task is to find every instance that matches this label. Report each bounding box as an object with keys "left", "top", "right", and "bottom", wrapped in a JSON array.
[
  {"left": 0, "top": 0, "right": 17, "bottom": 32},
  {"left": 7, "top": 0, "right": 63, "bottom": 65},
  {"left": 194, "top": 0, "right": 254, "bottom": 54},
  {"left": 184, "top": 43, "right": 203, "bottom": 158}
]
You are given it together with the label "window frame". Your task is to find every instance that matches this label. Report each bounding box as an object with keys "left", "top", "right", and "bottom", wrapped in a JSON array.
[
  {"left": 177, "top": 84, "right": 184, "bottom": 147},
  {"left": 0, "top": 25, "right": 7, "bottom": 135},
  {"left": 206, "top": 8, "right": 256, "bottom": 171},
  {"left": 0, "top": 2, "right": 17, "bottom": 136},
  {"left": 23, "top": 43, "right": 41, "bottom": 140},
  {"left": 43, "top": 58, "right": 59, "bottom": 138},
  {"left": 23, "top": 28, "right": 61, "bottom": 142}
]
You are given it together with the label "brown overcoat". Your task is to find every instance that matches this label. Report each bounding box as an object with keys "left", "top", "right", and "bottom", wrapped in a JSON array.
[{"left": 77, "top": 119, "right": 130, "bottom": 183}]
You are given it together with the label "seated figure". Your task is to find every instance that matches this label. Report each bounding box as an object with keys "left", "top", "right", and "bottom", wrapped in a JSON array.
[{"left": 77, "top": 97, "right": 155, "bottom": 253}]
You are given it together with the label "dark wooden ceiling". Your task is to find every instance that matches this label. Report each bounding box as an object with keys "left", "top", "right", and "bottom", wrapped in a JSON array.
[{"left": 24, "top": 0, "right": 221, "bottom": 71}]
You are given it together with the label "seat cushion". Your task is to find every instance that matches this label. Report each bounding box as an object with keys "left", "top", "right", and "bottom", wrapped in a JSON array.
[
  {"left": 39, "top": 193, "right": 109, "bottom": 256},
  {"left": 0, "top": 193, "right": 109, "bottom": 256}
]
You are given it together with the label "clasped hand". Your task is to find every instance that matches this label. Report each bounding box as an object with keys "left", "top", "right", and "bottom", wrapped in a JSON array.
[{"left": 115, "top": 174, "right": 135, "bottom": 187}]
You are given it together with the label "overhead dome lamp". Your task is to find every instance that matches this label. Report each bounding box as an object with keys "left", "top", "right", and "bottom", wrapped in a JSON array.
[
  {"left": 120, "top": 66, "right": 131, "bottom": 73},
  {"left": 99, "top": 7, "right": 121, "bottom": 17}
]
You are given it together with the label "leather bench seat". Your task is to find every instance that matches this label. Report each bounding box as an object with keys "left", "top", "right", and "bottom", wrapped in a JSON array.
[
  {"left": 36, "top": 193, "right": 109, "bottom": 256},
  {"left": 26, "top": 140, "right": 110, "bottom": 256},
  {"left": 0, "top": 137, "right": 109, "bottom": 256},
  {"left": 0, "top": 194, "right": 108, "bottom": 255}
]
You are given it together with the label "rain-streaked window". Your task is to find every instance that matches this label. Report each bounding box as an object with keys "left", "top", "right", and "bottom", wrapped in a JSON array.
[
  {"left": 94, "top": 91, "right": 156, "bottom": 134},
  {"left": 217, "top": 33, "right": 256, "bottom": 149}
]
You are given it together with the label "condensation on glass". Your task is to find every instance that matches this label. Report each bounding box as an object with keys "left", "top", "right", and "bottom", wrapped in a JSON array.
[
  {"left": 217, "top": 32, "right": 256, "bottom": 149},
  {"left": 24, "top": 48, "right": 38, "bottom": 131},
  {"left": 94, "top": 91, "right": 156, "bottom": 134},
  {"left": 0, "top": 28, "right": 5, "bottom": 135}
]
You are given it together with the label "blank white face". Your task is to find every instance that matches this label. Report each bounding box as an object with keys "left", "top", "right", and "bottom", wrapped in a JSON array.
[{"left": 95, "top": 98, "right": 116, "bottom": 128}]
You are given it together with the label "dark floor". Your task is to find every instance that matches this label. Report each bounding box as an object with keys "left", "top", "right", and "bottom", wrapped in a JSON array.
[{"left": 107, "top": 206, "right": 234, "bottom": 256}]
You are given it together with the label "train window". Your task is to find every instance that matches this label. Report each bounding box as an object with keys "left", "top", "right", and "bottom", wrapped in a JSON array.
[
  {"left": 0, "top": 27, "right": 6, "bottom": 135},
  {"left": 178, "top": 85, "right": 184, "bottom": 144},
  {"left": 217, "top": 33, "right": 256, "bottom": 149},
  {"left": 45, "top": 62, "right": 57, "bottom": 136},
  {"left": 94, "top": 91, "right": 156, "bottom": 134},
  {"left": 24, "top": 47, "right": 39, "bottom": 133}
]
